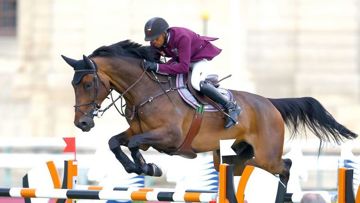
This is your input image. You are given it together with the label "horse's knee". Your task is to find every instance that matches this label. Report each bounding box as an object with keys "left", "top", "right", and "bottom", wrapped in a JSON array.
[
  {"left": 108, "top": 136, "right": 120, "bottom": 150},
  {"left": 128, "top": 138, "right": 140, "bottom": 149},
  {"left": 212, "top": 150, "right": 220, "bottom": 172}
]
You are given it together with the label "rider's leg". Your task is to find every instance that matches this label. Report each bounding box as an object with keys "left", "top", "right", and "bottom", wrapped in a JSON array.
[
  {"left": 200, "top": 81, "right": 241, "bottom": 128},
  {"left": 190, "top": 59, "right": 209, "bottom": 91},
  {"left": 191, "top": 60, "right": 241, "bottom": 128}
]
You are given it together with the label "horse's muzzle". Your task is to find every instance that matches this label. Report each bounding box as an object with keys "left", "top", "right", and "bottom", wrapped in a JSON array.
[{"left": 75, "top": 116, "right": 95, "bottom": 132}]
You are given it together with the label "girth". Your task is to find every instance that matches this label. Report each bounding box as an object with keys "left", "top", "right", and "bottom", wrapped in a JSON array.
[
  {"left": 170, "top": 72, "right": 224, "bottom": 158},
  {"left": 170, "top": 105, "right": 204, "bottom": 159}
]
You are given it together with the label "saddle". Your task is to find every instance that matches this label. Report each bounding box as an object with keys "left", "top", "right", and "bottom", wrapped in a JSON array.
[{"left": 176, "top": 72, "right": 234, "bottom": 112}]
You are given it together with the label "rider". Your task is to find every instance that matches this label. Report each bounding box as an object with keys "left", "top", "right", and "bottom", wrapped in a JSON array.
[{"left": 143, "top": 17, "right": 241, "bottom": 129}]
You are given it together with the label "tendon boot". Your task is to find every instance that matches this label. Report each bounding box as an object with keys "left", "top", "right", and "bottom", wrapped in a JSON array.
[{"left": 199, "top": 81, "right": 241, "bottom": 128}]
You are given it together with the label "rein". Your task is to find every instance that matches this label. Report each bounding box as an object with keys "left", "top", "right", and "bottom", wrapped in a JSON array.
[
  {"left": 97, "top": 60, "right": 184, "bottom": 120},
  {"left": 98, "top": 67, "right": 148, "bottom": 119}
]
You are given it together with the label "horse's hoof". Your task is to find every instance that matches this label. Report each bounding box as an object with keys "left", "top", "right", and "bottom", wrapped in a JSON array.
[
  {"left": 151, "top": 163, "right": 163, "bottom": 177},
  {"left": 142, "top": 163, "right": 162, "bottom": 177}
]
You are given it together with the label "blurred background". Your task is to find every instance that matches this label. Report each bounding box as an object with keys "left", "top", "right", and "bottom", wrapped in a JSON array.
[{"left": 1, "top": 0, "right": 360, "bottom": 201}]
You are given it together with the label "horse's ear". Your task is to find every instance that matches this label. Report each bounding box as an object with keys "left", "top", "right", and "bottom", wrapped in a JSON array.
[
  {"left": 61, "top": 55, "right": 78, "bottom": 69},
  {"left": 83, "top": 55, "right": 95, "bottom": 70}
]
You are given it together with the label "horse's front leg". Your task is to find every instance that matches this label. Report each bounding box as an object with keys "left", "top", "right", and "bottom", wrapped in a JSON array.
[
  {"left": 108, "top": 131, "right": 142, "bottom": 175},
  {"left": 128, "top": 127, "right": 181, "bottom": 177},
  {"left": 129, "top": 147, "right": 163, "bottom": 177}
]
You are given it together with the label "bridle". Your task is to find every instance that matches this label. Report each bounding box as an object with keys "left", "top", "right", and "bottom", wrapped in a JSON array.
[
  {"left": 73, "top": 58, "right": 150, "bottom": 119},
  {"left": 73, "top": 59, "right": 108, "bottom": 118}
]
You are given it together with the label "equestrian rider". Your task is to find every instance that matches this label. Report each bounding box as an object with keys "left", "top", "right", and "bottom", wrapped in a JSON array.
[{"left": 143, "top": 17, "right": 241, "bottom": 129}]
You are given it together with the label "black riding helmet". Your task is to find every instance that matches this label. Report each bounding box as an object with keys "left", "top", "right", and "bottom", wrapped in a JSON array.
[{"left": 144, "top": 17, "right": 169, "bottom": 41}]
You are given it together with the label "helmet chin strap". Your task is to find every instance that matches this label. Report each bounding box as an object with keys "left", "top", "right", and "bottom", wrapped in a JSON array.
[{"left": 162, "top": 31, "right": 170, "bottom": 48}]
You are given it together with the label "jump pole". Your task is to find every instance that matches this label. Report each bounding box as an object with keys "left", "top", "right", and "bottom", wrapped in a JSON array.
[
  {"left": 0, "top": 187, "right": 218, "bottom": 202},
  {"left": 2, "top": 162, "right": 239, "bottom": 203}
]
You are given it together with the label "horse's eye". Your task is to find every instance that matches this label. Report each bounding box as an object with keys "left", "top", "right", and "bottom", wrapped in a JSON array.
[{"left": 84, "top": 82, "right": 93, "bottom": 90}]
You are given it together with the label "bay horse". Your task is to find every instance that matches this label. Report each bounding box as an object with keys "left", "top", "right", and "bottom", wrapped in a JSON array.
[{"left": 62, "top": 40, "right": 357, "bottom": 185}]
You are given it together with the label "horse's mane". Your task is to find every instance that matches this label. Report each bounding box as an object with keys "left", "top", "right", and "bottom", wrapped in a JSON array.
[{"left": 89, "top": 40, "right": 161, "bottom": 62}]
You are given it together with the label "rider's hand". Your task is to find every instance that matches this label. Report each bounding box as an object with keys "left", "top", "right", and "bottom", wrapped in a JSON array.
[{"left": 143, "top": 60, "right": 158, "bottom": 72}]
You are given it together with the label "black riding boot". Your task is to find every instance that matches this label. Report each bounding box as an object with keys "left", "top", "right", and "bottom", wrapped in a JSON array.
[{"left": 199, "top": 81, "right": 241, "bottom": 128}]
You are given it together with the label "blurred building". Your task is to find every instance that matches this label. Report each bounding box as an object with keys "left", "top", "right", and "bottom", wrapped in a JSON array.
[
  {"left": 246, "top": 0, "right": 360, "bottom": 131},
  {"left": 0, "top": 0, "right": 360, "bottom": 191}
]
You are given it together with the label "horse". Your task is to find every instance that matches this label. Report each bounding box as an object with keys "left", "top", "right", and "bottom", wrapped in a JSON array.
[{"left": 62, "top": 40, "right": 357, "bottom": 186}]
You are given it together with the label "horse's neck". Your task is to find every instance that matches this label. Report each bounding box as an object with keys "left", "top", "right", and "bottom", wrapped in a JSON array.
[{"left": 107, "top": 59, "right": 170, "bottom": 106}]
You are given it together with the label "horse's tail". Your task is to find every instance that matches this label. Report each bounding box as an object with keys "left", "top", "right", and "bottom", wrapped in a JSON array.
[{"left": 268, "top": 97, "right": 357, "bottom": 144}]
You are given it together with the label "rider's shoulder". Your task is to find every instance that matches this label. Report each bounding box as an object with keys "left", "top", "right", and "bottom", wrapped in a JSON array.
[
  {"left": 168, "top": 27, "right": 197, "bottom": 44},
  {"left": 168, "top": 27, "right": 196, "bottom": 35}
]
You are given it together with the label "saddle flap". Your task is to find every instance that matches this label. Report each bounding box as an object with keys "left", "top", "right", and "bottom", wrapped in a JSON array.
[{"left": 176, "top": 73, "right": 234, "bottom": 112}]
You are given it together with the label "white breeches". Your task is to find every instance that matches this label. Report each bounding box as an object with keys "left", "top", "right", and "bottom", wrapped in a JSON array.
[{"left": 191, "top": 59, "right": 212, "bottom": 91}]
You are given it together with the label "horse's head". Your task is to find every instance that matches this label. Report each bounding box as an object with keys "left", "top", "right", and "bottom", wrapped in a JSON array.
[{"left": 62, "top": 55, "right": 110, "bottom": 132}]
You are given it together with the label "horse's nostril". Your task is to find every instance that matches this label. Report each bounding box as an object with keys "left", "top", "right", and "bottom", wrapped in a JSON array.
[
  {"left": 77, "top": 116, "right": 95, "bottom": 131},
  {"left": 80, "top": 121, "right": 88, "bottom": 127}
]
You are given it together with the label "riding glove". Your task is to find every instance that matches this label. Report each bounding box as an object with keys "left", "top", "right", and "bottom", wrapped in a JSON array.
[{"left": 143, "top": 60, "right": 159, "bottom": 72}]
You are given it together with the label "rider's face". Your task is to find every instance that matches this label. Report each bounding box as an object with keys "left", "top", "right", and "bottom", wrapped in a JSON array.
[{"left": 151, "top": 33, "right": 165, "bottom": 48}]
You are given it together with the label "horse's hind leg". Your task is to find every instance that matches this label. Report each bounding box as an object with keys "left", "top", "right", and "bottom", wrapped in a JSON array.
[
  {"left": 280, "top": 158, "right": 292, "bottom": 185},
  {"left": 245, "top": 131, "right": 292, "bottom": 186},
  {"left": 212, "top": 150, "right": 221, "bottom": 172},
  {"left": 212, "top": 142, "right": 255, "bottom": 176},
  {"left": 246, "top": 156, "right": 292, "bottom": 186}
]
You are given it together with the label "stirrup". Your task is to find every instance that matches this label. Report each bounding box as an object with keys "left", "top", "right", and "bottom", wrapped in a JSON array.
[
  {"left": 224, "top": 114, "right": 238, "bottom": 128},
  {"left": 224, "top": 102, "right": 241, "bottom": 128}
]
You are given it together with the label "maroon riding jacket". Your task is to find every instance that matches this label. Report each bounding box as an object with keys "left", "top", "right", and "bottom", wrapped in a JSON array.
[{"left": 154, "top": 27, "right": 222, "bottom": 74}]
